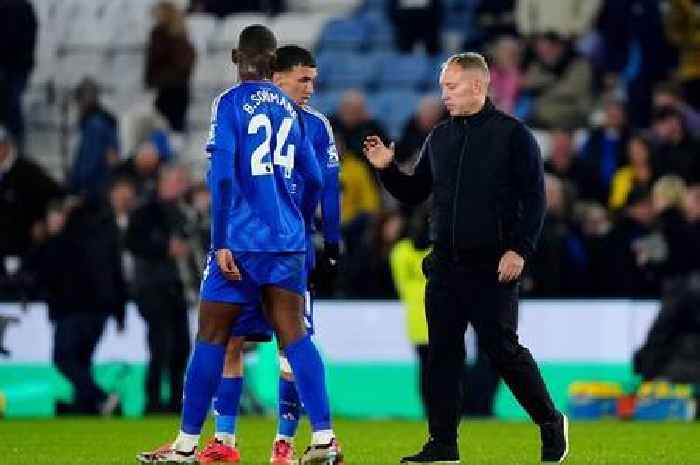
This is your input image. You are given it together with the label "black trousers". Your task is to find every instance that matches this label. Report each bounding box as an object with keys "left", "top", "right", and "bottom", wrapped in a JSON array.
[
  {"left": 53, "top": 313, "right": 108, "bottom": 413},
  {"left": 423, "top": 251, "right": 556, "bottom": 444},
  {"left": 155, "top": 85, "right": 190, "bottom": 132},
  {"left": 137, "top": 285, "right": 190, "bottom": 412}
]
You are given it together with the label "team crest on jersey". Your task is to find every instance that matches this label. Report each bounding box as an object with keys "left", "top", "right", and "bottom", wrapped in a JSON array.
[{"left": 327, "top": 144, "right": 339, "bottom": 167}]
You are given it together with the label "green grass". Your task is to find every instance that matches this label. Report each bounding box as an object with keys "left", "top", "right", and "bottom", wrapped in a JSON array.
[{"left": 0, "top": 416, "right": 698, "bottom": 464}]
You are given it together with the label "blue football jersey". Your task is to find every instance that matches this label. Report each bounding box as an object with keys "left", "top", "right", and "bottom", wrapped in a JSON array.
[
  {"left": 292, "top": 105, "right": 341, "bottom": 244},
  {"left": 206, "top": 81, "right": 322, "bottom": 253}
]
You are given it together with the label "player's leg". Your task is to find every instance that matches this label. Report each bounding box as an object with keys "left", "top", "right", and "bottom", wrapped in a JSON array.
[
  {"left": 198, "top": 336, "right": 245, "bottom": 464},
  {"left": 270, "top": 351, "right": 300, "bottom": 465},
  {"left": 138, "top": 300, "right": 242, "bottom": 464},
  {"left": 262, "top": 285, "right": 342, "bottom": 465}
]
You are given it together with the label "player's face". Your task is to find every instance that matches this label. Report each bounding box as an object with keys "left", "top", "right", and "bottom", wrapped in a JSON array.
[
  {"left": 440, "top": 63, "right": 481, "bottom": 116},
  {"left": 275, "top": 65, "right": 317, "bottom": 106}
]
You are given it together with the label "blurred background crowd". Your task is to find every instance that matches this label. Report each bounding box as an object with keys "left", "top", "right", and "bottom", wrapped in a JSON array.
[{"left": 2, "top": 0, "right": 700, "bottom": 414}]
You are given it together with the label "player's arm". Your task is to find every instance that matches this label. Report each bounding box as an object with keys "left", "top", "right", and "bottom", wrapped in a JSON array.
[
  {"left": 296, "top": 135, "right": 324, "bottom": 223},
  {"left": 206, "top": 95, "right": 241, "bottom": 280},
  {"left": 317, "top": 121, "right": 341, "bottom": 268}
]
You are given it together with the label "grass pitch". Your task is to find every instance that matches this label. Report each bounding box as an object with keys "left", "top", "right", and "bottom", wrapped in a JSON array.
[{"left": 0, "top": 416, "right": 698, "bottom": 464}]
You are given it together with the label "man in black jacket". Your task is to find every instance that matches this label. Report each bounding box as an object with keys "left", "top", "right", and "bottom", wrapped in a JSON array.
[
  {"left": 364, "top": 52, "right": 568, "bottom": 464},
  {"left": 126, "top": 165, "right": 191, "bottom": 413}
]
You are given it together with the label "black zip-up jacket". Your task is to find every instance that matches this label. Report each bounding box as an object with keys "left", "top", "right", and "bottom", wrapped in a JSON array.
[{"left": 379, "top": 99, "right": 545, "bottom": 261}]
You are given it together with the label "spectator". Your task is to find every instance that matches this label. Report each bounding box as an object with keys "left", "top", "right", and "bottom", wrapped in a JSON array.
[
  {"left": 330, "top": 90, "right": 388, "bottom": 158},
  {"left": 107, "top": 177, "right": 138, "bottom": 289},
  {"left": 0, "top": 0, "right": 37, "bottom": 145},
  {"left": 68, "top": 78, "right": 120, "bottom": 202},
  {"left": 649, "top": 106, "right": 700, "bottom": 184},
  {"left": 544, "top": 128, "right": 600, "bottom": 202},
  {"left": 524, "top": 174, "right": 587, "bottom": 297},
  {"left": 576, "top": 201, "right": 616, "bottom": 296},
  {"left": 389, "top": 207, "right": 431, "bottom": 417},
  {"left": 523, "top": 32, "right": 593, "bottom": 128},
  {"left": 596, "top": 0, "right": 676, "bottom": 128},
  {"left": 609, "top": 135, "right": 654, "bottom": 211},
  {"left": 35, "top": 197, "right": 125, "bottom": 415},
  {"left": 0, "top": 126, "right": 62, "bottom": 295},
  {"left": 145, "top": 2, "right": 196, "bottom": 132},
  {"left": 665, "top": 0, "right": 700, "bottom": 109},
  {"left": 633, "top": 186, "right": 700, "bottom": 385},
  {"left": 487, "top": 36, "right": 523, "bottom": 115},
  {"left": 465, "top": 0, "right": 517, "bottom": 51},
  {"left": 396, "top": 95, "right": 444, "bottom": 165},
  {"left": 126, "top": 165, "right": 192, "bottom": 414},
  {"left": 653, "top": 81, "right": 700, "bottom": 138},
  {"left": 580, "top": 95, "right": 631, "bottom": 201},
  {"left": 515, "top": 0, "right": 601, "bottom": 39},
  {"left": 338, "top": 131, "right": 381, "bottom": 255},
  {"left": 607, "top": 188, "right": 661, "bottom": 297},
  {"left": 388, "top": 0, "right": 442, "bottom": 55},
  {"left": 342, "top": 210, "right": 403, "bottom": 299},
  {"left": 112, "top": 140, "right": 164, "bottom": 204}
]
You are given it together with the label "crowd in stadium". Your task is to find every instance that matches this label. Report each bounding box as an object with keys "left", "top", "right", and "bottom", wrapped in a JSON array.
[{"left": 1, "top": 0, "right": 700, "bottom": 308}]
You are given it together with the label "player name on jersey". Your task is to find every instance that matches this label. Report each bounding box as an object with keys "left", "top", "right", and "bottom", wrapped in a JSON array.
[{"left": 243, "top": 88, "right": 297, "bottom": 119}]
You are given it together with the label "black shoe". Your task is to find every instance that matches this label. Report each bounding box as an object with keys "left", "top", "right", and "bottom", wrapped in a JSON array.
[
  {"left": 400, "top": 439, "right": 460, "bottom": 464},
  {"left": 540, "top": 412, "right": 569, "bottom": 463}
]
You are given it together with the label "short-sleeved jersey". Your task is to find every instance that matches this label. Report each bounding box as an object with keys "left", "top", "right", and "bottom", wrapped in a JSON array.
[
  {"left": 292, "top": 105, "right": 341, "bottom": 243},
  {"left": 206, "top": 81, "right": 320, "bottom": 253}
]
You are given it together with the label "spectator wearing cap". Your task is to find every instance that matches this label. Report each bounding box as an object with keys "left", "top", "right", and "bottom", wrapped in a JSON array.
[
  {"left": 68, "top": 78, "right": 120, "bottom": 203},
  {"left": 0, "top": 126, "right": 62, "bottom": 297},
  {"left": 649, "top": 106, "right": 700, "bottom": 184}
]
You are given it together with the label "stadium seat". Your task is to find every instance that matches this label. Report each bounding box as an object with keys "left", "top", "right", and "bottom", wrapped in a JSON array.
[
  {"left": 308, "top": 90, "right": 346, "bottom": 116},
  {"left": 270, "top": 13, "right": 327, "bottom": 50},
  {"left": 366, "top": 90, "right": 421, "bottom": 139},
  {"left": 377, "top": 52, "right": 430, "bottom": 90},
  {"left": 316, "top": 18, "right": 369, "bottom": 51},
  {"left": 210, "top": 14, "right": 270, "bottom": 52},
  {"left": 361, "top": 11, "right": 395, "bottom": 51},
  {"left": 317, "top": 52, "right": 379, "bottom": 91},
  {"left": 187, "top": 14, "right": 219, "bottom": 56}
]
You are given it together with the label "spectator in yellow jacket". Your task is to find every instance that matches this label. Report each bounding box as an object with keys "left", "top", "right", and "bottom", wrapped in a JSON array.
[{"left": 389, "top": 207, "right": 430, "bottom": 416}]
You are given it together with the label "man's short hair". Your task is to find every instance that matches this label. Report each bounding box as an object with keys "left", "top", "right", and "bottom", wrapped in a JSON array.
[
  {"left": 442, "top": 52, "right": 490, "bottom": 83},
  {"left": 234, "top": 24, "right": 277, "bottom": 77},
  {"left": 272, "top": 45, "right": 316, "bottom": 73}
]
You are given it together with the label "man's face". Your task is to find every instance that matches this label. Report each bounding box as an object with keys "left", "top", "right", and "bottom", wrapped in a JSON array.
[
  {"left": 274, "top": 65, "right": 317, "bottom": 106},
  {"left": 440, "top": 63, "right": 479, "bottom": 116}
]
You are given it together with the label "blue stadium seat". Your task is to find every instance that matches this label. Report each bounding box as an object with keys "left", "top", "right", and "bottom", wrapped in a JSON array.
[
  {"left": 361, "top": 11, "right": 395, "bottom": 51},
  {"left": 378, "top": 52, "right": 431, "bottom": 90},
  {"left": 367, "top": 90, "right": 421, "bottom": 139},
  {"left": 317, "top": 52, "right": 379, "bottom": 91},
  {"left": 308, "top": 90, "right": 346, "bottom": 117},
  {"left": 317, "top": 18, "right": 369, "bottom": 51}
]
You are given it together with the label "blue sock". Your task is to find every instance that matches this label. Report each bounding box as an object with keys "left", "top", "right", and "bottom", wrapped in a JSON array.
[
  {"left": 278, "top": 377, "right": 301, "bottom": 437},
  {"left": 284, "top": 336, "right": 331, "bottom": 431},
  {"left": 181, "top": 341, "right": 225, "bottom": 434},
  {"left": 214, "top": 377, "right": 243, "bottom": 436}
]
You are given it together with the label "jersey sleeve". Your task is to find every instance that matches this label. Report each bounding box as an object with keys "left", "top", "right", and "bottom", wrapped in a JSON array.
[
  {"left": 206, "top": 94, "right": 238, "bottom": 250},
  {"left": 315, "top": 115, "right": 341, "bottom": 245}
]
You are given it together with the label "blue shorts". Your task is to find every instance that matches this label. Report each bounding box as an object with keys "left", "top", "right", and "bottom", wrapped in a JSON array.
[{"left": 200, "top": 251, "right": 306, "bottom": 304}]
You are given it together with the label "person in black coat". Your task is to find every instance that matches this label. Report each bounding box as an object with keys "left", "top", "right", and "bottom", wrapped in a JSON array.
[
  {"left": 125, "top": 165, "right": 192, "bottom": 413},
  {"left": 32, "top": 197, "right": 126, "bottom": 415},
  {"left": 364, "top": 52, "right": 567, "bottom": 464}
]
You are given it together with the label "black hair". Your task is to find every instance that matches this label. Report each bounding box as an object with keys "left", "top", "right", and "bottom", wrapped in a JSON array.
[
  {"left": 272, "top": 45, "right": 316, "bottom": 73},
  {"left": 233, "top": 24, "right": 277, "bottom": 79}
]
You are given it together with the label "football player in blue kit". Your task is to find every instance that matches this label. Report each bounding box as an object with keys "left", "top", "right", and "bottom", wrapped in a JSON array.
[
  {"left": 137, "top": 26, "right": 342, "bottom": 465},
  {"left": 196, "top": 45, "right": 340, "bottom": 465}
]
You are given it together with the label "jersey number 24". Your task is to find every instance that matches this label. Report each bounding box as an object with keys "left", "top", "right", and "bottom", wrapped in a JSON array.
[{"left": 248, "top": 114, "right": 295, "bottom": 179}]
